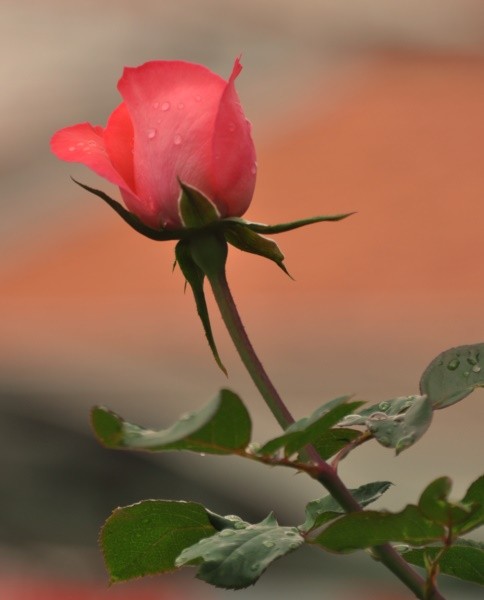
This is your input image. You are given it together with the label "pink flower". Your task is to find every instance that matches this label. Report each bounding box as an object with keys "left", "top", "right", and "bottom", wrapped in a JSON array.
[{"left": 50, "top": 58, "right": 257, "bottom": 229}]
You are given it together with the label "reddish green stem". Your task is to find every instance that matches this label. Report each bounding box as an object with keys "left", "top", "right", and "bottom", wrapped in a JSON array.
[{"left": 189, "top": 234, "right": 445, "bottom": 599}]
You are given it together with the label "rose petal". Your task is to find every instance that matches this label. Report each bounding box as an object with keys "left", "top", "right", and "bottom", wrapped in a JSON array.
[
  {"left": 211, "top": 57, "right": 257, "bottom": 217},
  {"left": 118, "top": 60, "right": 227, "bottom": 228},
  {"left": 104, "top": 103, "right": 135, "bottom": 191},
  {"left": 50, "top": 123, "right": 129, "bottom": 191}
]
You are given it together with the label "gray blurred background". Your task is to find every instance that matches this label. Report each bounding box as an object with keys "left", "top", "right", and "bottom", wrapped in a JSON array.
[{"left": 1, "top": 1, "right": 484, "bottom": 598}]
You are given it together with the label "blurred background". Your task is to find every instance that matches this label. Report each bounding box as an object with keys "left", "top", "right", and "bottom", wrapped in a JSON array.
[{"left": 1, "top": 0, "right": 484, "bottom": 598}]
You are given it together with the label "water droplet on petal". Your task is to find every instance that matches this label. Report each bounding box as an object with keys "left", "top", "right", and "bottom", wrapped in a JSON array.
[
  {"left": 177, "top": 102, "right": 185, "bottom": 109},
  {"left": 195, "top": 94, "right": 201, "bottom": 102},
  {"left": 250, "top": 163, "right": 257, "bottom": 175},
  {"left": 472, "top": 365, "right": 481, "bottom": 373},
  {"left": 152, "top": 101, "right": 160, "bottom": 109},
  {"left": 228, "top": 122, "right": 236, "bottom": 132},
  {"left": 68, "top": 146, "right": 76, "bottom": 152},
  {"left": 174, "top": 134, "right": 182, "bottom": 145},
  {"left": 161, "top": 101, "right": 171, "bottom": 111},
  {"left": 447, "top": 359, "right": 460, "bottom": 371},
  {"left": 76, "top": 141, "right": 84, "bottom": 146},
  {"left": 147, "top": 128, "right": 157, "bottom": 140}
]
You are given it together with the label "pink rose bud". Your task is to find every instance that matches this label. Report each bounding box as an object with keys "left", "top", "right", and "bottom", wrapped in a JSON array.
[{"left": 51, "top": 58, "right": 257, "bottom": 229}]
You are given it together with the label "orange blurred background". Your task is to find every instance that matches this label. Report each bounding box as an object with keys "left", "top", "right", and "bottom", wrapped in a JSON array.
[{"left": 1, "top": 1, "right": 483, "bottom": 598}]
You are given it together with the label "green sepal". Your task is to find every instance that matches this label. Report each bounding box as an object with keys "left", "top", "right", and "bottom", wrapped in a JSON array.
[
  {"left": 223, "top": 223, "right": 291, "bottom": 276},
  {"left": 224, "top": 212, "right": 354, "bottom": 234},
  {"left": 420, "top": 342, "right": 484, "bottom": 408},
  {"left": 175, "top": 240, "right": 226, "bottom": 374},
  {"left": 301, "top": 481, "right": 393, "bottom": 532},
  {"left": 403, "top": 539, "right": 484, "bottom": 586},
  {"left": 71, "top": 178, "right": 184, "bottom": 241},
  {"left": 175, "top": 513, "right": 304, "bottom": 589},
  {"left": 178, "top": 181, "right": 220, "bottom": 228},
  {"left": 91, "top": 388, "right": 251, "bottom": 455},
  {"left": 101, "top": 500, "right": 216, "bottom": 582}
]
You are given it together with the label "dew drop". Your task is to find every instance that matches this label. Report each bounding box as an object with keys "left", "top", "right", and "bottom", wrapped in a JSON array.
[
  {"left": 219, "top": 529, "right": 235, "bottom": 537},
  {"left": 463, "top": 371, "right": 470, "bottom": 377},
  {"left": 263, "top": 540, "right": 275, "bottom": 548},
  {"left": 228, "top": 122, "right": 236, "bottom": 132},
  {"left": 195, "top": 94, "right": 202, "bottom": 102},
  {"left": 161, "top": 101, "right": 171, "bottom": 111},
  {"left": 472, "top": 365, "right": 481, "bottom": 373},
  {"left": 177, "top": 102, "right": 185, "bottom": 109},
  {"left": 174, "top": 134, "right": 182, "bottom": 145},
  {"left": 152, "top": 101, "right": 160, "bottom": 109},
  {"left": 446, "top": 359, "right": 460, "bottom": 371},
  {"left": 180, "top": 412, "right": 193, "bottom": 421},
  {"left": 250, "top": 163, "right": 257, "bottom": 175},
  {"left": 68, "top": 146, "right": 76, "bottom": 152},
  {"left": 147, "top": 128, "right": 157, "bottom": 140},
  {"left": 379, "top": 401, "right": 390, "bottom": 411},
  {"left": 199, "top": 452, "right": 206, "bottom": 457},
  {"left": 250, "top": 563, "right": 259, "bottom": 572},
  {"left": 289, "top": 542, "right": 300, "bottom": 549},
  {"left": 76, "top": 141, "right": 84, "bottom": 146}
]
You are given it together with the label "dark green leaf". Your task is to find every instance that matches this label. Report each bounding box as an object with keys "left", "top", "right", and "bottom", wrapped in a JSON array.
[
  {"left": 223, "top": 213, "right": 354, "bottom": 234},
  {"left": 311, "top": 427, "right": 360, "bottom": 460},
  {"left": 175, "top": 513, "right": 304, "bottom": 589},
  {"left": 101, "top": 500, "right": 215, "bottom": 582},
  {"left": 72, "top": 178, "right": 183, "bottom": 241},
  {"left": 457, "top": 475, "right": 484, "bottom": 534},
  {"left": 366, "top": 395, "right": 433, "bottom": 454},
  {"left": 301, "top": 481, "right": 393, "bottom": 532},
  {"left": 419, "top": 343, "right": 484, "bottom": 408},
  {"left": 258, "top": 396, "right": 363, "bottom": 457},
  {"left": 224, "top": 223, "right": 290, "bottom": 276},
  {"left": 314, "top": 505, "right": 444, "bottom": 552},
  {"left": 175, "top": 240, "right": 226, "bottom": 374},
  {"left": 91, "top": 389, "right": 251, "bottom": 454},
  {"left": 179, "top": 181, "right": 220, "bottom": 228},
  {"left": 404, "top": 539, "right": 484, "bottom": 586},
  {"left": 418, "top": 477, "right": 475, "bottom": 527}
]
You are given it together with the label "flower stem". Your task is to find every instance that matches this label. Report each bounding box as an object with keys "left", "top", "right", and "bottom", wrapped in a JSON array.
[
  {"left": 204, "top": 263, "right": 445, "bottom": 600},
  {"left": 188, "top": 234, "right": 443, "bottom": 599}
]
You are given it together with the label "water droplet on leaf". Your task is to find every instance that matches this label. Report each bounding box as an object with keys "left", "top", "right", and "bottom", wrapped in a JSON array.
[
  {"left": 68, "top": 146, "right": 75, "bottom": 152},
  {"left": 263, "top": 540, "right": 275, "bottom": 548},
  {"left": 219, "top": 529, "right": 235, "bottom": 537},
  {"left": 472, "top": 365, "right": 481, "bottom": 373},
  {"left": 447, "top": 359, "right": 460, "bottom": 371}
]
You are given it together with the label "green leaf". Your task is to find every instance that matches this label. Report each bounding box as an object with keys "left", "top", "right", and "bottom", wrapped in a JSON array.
[
  {"left": 72, "top": 178, "right": 183, "bottom": 241},
  {"left": 418, "top": 477, "right": 476, "bottom": 527},
  {"left": 91, "top": 389, "right": 251, "bottom": 455},
  {"left": 258, "top": 396, "right": 364, "bottom": 457},
  {"left": 301, "top": 481, "right": 393, "bottom": 532},
  {"left": 224, "top": 213, "right": 354, "bottom": 235},
  {"left": 223, "top": 223, "right": 291, "bottom": 276},
  {"left": 175, "top": 240, "right": 226, "bottom": 374},
  {"left": 314, "top": 505, "right": 444, "bottom": 552},
  {"left": 366, "top": 395, "right": 433, "bottom": 454},
  {"left": 419, "top": 343, "right": 484, "bottom": 408},
  {"left": 175, "top": 513, "right": 304, "bottom": 589},
  {"left": 404, "top": 539, "right": 484, "bottom": 586},
  {"left": 340, "top": 395, "right": 423, "bottom": 426},
  {"left": 101, "top": 500, "right": 216, "bottom": 582},
  {"left": 178, "top": 181, "right": 220, "bottom": 228},
  {"left": 457, "top": 475, "right": 484, "bottom": 535},
  {"left": 311, "top": 427, "right": 361, "bottom": 460}
]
